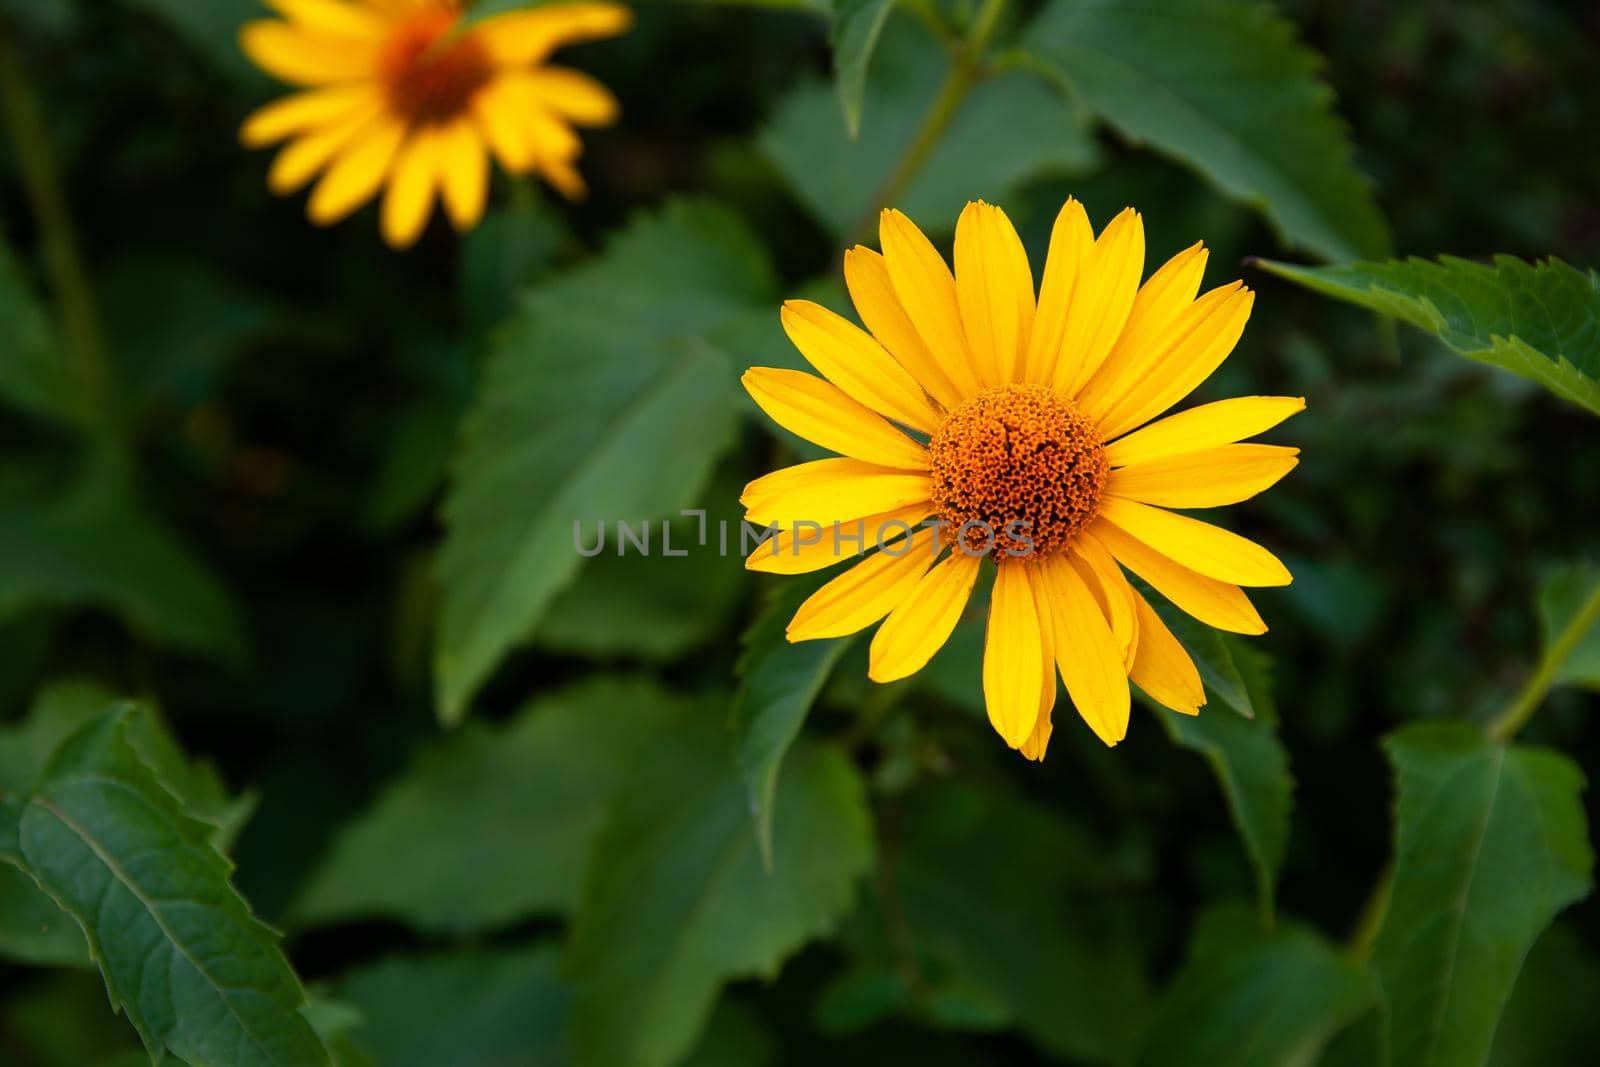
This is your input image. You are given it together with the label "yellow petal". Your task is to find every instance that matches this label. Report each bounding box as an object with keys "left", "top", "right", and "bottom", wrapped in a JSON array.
[
  {"left": 477, "top": 3, "right": 633, "bottom": 67},
  {"left": 780, "top": 300, "right": 944, "bottom": 434},
  {"left": 869, "top": 549, "right": 981, "bottom": 683},
  {"left": 983, "top": 561, "right": 1046, "bottom": 748},
  {"left": 1128, "top": 588, "right": 1205, "bottom": 715},
  {"left": 879, "top": 209, "right": 984, "bottom": 400},
  {"left": 788, "top": 527, "right": 939, "bottom": 641},
  {"left": 306, "top": 116, "right": 406, "bottom": 225},
  {"left": 524, "top": 66, "right": 620, "bottom": 126},
  {"left": 741, "top": 458, "right": 933, "bottom": 528},
  {"left": 954, "top": 201, "right": 1035, "bottom": 386},
  {"left": 1022, "top": 197, "right": 1092, "bottom": 387},
  {"left": 1094, "top": 282, "right": 1256, "bottom": 441},
  {"left": 239, "top": 21, "right": 377, "bottom": 85},
  {"left": 843, "top": 247, "right": 964, "bottom": 411},
  {"left": 1105, "top": 396, "right": 1305, "bottom": 467},
  {"left": 1097, "top": 496, "right": 1292, "bottom": 587},
  {"left": 437, "top": 119, "right": 490, "bottom": 232},
  {"left": 1078, "top": 242, "right": 1210, "bottom": 418},
  {"left": 1018, "top": 562, "right": 1058, "bottom": 761},
  {"left": 746, "top": 504, "right": 935, "bottom": 575},
  {"left": 1038, "top": 554, "right": 1130, "bottom": 746},
  {"left": 1069, "top": 535, "right": 1140, "bottom": 670},
  {"left": 1050, "top": 207, "right": 1144, "bottom": 398},
  {"left": 381, "top": 128, "right": 441, "bottom": 249},
  {"left": 265, "top": 0, "right": 386, "bottom": 38},
  {"left": 491, "top": 74, "right": 584, "bottom": 160},
  {"left": 268, "top": 98, "right": 384, "bottom": 194},
  {"left": 540, "top": 156, "right": 588, "bottom": 200},
  {"left": 473, "top": 80, "right": 536, "bottom": 174},
  {"left": 1087, "top": 522, "right": 1266, "bottom": 635},
  {"left": 742, "top": 368, "right": 930, "bottom": 470},
  {"left": 1107, "top": 444, "right": 1300, "bottom": 509},
  {"left": 241, "top": 84, "right": 376, "bottom": 148}
]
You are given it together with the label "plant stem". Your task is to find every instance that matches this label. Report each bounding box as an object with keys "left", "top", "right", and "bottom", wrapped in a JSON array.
[
  {"left": 0, "top": 19, "right": 124, "bottom": 476},
  {"left": 1486, "top": 577, "right": 1600, "bottom": 743},
  {"left": 848, "top": 0, "right": 1009, "bottom": 243},
  {"left": 1346, "top": 862, "right": 1392, "bottom": 961}
]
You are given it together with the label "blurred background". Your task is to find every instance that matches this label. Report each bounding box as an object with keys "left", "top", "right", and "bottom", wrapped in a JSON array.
[{"left": 0, "top": 0, "right": 1597, "bottom": 1064}]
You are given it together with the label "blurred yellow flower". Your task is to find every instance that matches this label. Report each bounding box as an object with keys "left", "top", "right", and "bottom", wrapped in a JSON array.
[
  {"left": 742, "top": 199, "right": 1301, "bottom": 759},
  {"left": 239, "top": 0, "right": 630, "bottom": 248}
]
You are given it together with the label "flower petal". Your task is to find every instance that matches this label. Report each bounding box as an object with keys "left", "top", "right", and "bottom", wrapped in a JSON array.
[
  {"left": 1078, "top": 241, "right": 1210, "bottom": 419},
  {"left": 524, "top": 66, "right": 620, "bottom": 126},
  {"left": 787, "top": 526, "right": 939, "bottom": 641},
  {"left": 745, "top": 504, "right": 935, "bottom": 575},
  {"left": 879, "top": 209, "right": 984, "bottom": 400},
  {"left": 268, "top": 98, "right": 385, "bottom": 194},
  {"left": 868, "top": 550, "right": 981, "bottom": 683},
  {"left": 1128, "top": 587, "right": 1205, "bottom": 715},
  {"left": 1086, "top": 522, "right": 1266, "bottom": 635},
  {"left": 1038, "top": 554, "right": 1130, "bottom": 746},
  {"left": 742, "top": 368, "right": 930, "bottom": 470},
  {"left": 241, "top": 84, "right": 377, "bottom": 148},
  {"left": 1023, "top": 196, "right": 1092, "bottom": 387},
  {"left": 1069, "top": 535, "right": 1140, "bottom": 670},
  {"left": 1093, "top": 282, "right": 1256, "bottom": 441},
  {"left": 239, "top": 20, "right": 377, "bottom": 85},
  {"left": 741, "top": 458, "right": 933, "bottom": 528},
  {"left": 954, "top": 201, "right": 1035, "bottom": 386},
  {"left": 381, "top": 127, "right": 442, "bottom": 249},
  {"left": 843, "top": 247, "right": 964, "bottom": 411},
  {"left": 476, "top": 3, "right": 633, "bottom": 67},
  {"left": 437, "top": 118, "right": 490, "bottom": 232},
  {"left": 265, "top": 0, "right": 386, "bottom": 38},
  {"left": 1107, "top": 444, "right": 1300, "bottom": 509},
  {"left": 781, "top": 300, "right": 944, "bottom": 434},
  {"left": 1105, "top": 395, "right": 1305, "bottom": 467},
  {"left": 1049, "top": 207, "right": 1144, "bottom": 398},
  {"left": 306, "top": 115, "right": 406, "bottom": 225},
  {"left": 1018, "top": 562, "right": 1059, "bottom": 761},
  {"left": 1097, "top": 496, "right": 1292, "bottom": 587},
  {"left": 983, "top": 561, "right": 1046, "bottom": 749}
]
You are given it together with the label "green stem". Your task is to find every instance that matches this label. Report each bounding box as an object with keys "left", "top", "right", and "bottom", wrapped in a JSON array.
[
  {"left": 0, "top": 19, "right": 124, "bottom": 476},
  {"left": 848, "top": 0, "right": 1009, "bottom": 243},
  {"left": 1486, "top": 578, "right": 1600, "bottom": 743},
  {"left": 1346, "top": 862, "right": 1392, "bottom": 961}
]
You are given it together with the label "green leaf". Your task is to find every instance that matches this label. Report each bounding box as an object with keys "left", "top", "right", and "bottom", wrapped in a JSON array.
[
  {"left": 294, "top": 678, "right": 687, "bottom": 934},
  {"left": 435, "top": 200, "right": 774, "bottom": 721},
  {"left": 1257, "top": 255, "right": 1600, "bottom": 416},
  {"left": 0, "top": 232, "right": 77, "bottom": 426},
  {"left": 0, "top": 490, "right": 246, "bottom": 664},
  {"left": 1135, "top": 904, "right": 1374, "bottom": 1067},
  {"left": 1372, "top": 723, "right": 1594, "bottom": 1067},
  {"left": 878, "top": 782, "right": 1149, "bottom": 1062},
  {"left": 1537, "top": 561, "right": 1600, "bottom": 690},
  {"left": 730, "top": 577, "right": 853, "bottom": 866},
  {"left": 761, "top": 16, "right": 1097, "bottom": 238},
  {"left": 830, "top": 0, "right": 897, "bottom": 137},
  {"left": 1154, "top": 604, "right": 1267, "bottom": 720},
  {"left": 1021, "top": 0, "right": 1390, "bottom": 262},
  {"left": 565, "top": 720, "right": 872, "bottom": 1067},
  {"left": 339, "top": 947, "right": 571, "bottom": 1067},
  {"left": 4, "top": 708, "right": 328, "bottom": 1067},
  {"left": 459, "top": 0, "right": 827, "bottom": 27},
  {"left": 1489, "top": 924, "right": 1600, "bottom": 1067}
]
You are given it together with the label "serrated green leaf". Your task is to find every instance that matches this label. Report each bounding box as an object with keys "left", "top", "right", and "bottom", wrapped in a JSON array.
[
  {"left": 730, "top": 576, "right": 853, "bottom": 866},
  {"left": 1136, "top": 904, "right": 1374, "bottom": 1067},
  {"left": 294, "top": 678, "right": 687, "bottom": 934},
  {"left": 1021, "top": 0, "right": 1390, "bottom": 262},
  {"left": 1373, "top": 723, "right": 1594, "bottom": 1067},
  {"left": 339, "top": 946, "right": 571, "bottom": 1067},
  {"left": 0, "top": 490, "right": 246, "bottom": 664},
  {"left": 761, "top": 16, "right": 1097, "bottom": 237},
  {"left": 880, "top": 782, "right": 1148, "bottom": 1062},
  {"left": 7, "top": 708, "right": 328, "bottom": 1067},
  {"left": 459, "top": 0, "right": 827, "bottom": 28},
  {"left": 1258, "top": 255, "right": 1600, "bottom": 415},
  {"left": 0, "top": 231, "right": 78, "bottom": 425},
  {"left": 1538, "top": 561, "right": 1600, "bottom": 690},
  {"left": 435, "top": 200, "right": 775, "bottom": 721},
  {"left": 831, "top": 0, "right": 897, "bottom": 137},
  {"left": 565, "top": 721, "right": 871, "bottom": 1067}
]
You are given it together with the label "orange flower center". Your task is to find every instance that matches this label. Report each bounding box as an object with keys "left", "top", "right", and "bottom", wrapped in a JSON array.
[
  {"left": 929, "top": 384, "right": 1108, "bottom": 559},
  {"left": 379, "top": 11, "right": 493, "bottom": 125}
]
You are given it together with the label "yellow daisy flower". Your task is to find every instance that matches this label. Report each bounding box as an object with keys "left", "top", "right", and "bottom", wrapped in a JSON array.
[
  {"left": 239, "top": 0, "right": 631, "bottom": 248},
  {"left": 741, "top": 199, "right": 1303, "bottom": 759}
]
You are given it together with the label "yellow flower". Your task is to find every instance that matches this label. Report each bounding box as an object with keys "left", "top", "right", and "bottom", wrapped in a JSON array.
[
  {"left": 239, "top": 0, "right": 631, "bottom": 248},
  {"left": 741, "top": 199, "right": 1302, "bottom": 759}
]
